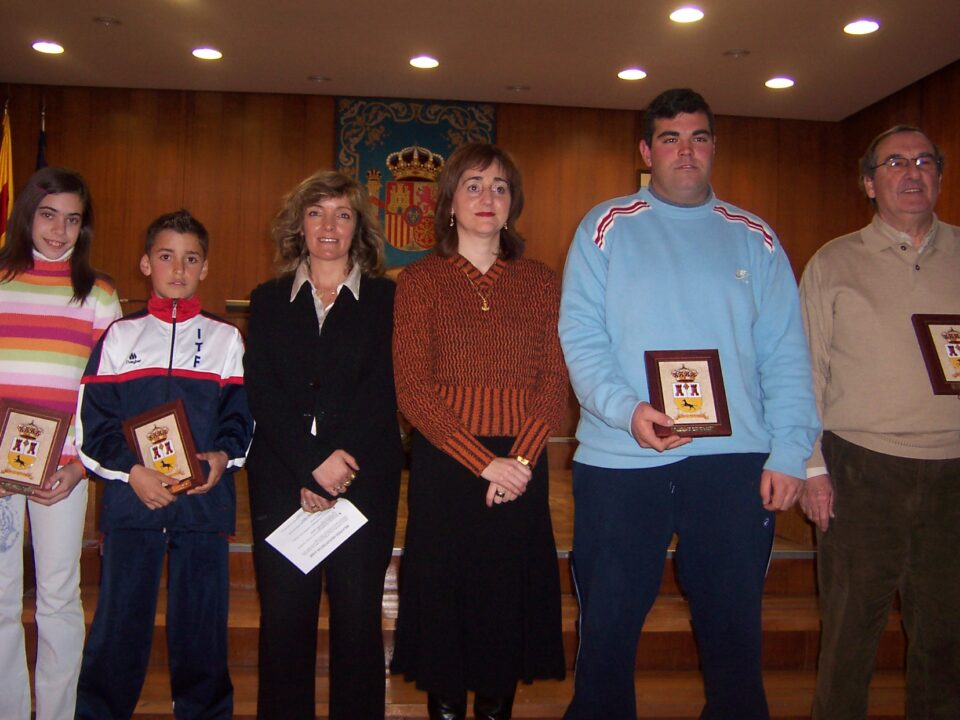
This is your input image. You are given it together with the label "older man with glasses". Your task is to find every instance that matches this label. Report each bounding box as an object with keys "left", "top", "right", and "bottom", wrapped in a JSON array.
[{"left": 799, "top": 125, "right": 960, "bottom": 719}]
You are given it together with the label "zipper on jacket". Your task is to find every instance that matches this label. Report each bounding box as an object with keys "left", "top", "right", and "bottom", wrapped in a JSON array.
[{"left": 166, "top": 298, "right": 178, "bottom": 399}]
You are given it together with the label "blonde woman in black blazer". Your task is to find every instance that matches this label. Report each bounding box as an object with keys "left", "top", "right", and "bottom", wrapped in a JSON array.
[{"left": 245, "top": 170, "right": 403, "bottom": 719}]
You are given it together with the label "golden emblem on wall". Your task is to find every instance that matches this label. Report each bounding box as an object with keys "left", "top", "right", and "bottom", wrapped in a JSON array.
[{"left": 367, "top": 145, "right": 444, "bottom": 252}]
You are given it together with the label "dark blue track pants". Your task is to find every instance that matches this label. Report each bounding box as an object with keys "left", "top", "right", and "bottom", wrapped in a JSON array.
[
  {"left": 76, "top": 529, "right": 231, "bottom": 720},
  {"left": 564, "top": 454, "right": 774, "bottom": 720}
]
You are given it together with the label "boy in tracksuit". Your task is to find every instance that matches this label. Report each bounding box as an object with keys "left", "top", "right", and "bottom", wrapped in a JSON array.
[{"left": 75, "top": 210, "right": 254, "bottom": 720}]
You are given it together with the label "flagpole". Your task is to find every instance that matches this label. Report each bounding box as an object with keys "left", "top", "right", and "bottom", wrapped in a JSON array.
[
  {"left": 36, "top": 97, "right": 47, "bottom": 170},
  {"left": 0, "top": 102, "right": 13, "bottom": 247}
]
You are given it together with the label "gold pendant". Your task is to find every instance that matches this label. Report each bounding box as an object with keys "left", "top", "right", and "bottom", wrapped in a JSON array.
[{"left": 480, "top": 299, "right": 490, "bottom": 312}]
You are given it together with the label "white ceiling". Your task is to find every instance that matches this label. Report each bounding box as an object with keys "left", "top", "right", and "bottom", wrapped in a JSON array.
[{"left": 2, "top": 0, "right": 959, "bottom": 122}]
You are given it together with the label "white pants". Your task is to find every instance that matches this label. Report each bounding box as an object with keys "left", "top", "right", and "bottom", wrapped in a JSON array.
[{"left": 0, "top": 479, "right": 88, "bottom": 720}]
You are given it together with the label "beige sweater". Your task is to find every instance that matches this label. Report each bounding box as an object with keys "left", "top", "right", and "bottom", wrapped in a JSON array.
[{"left": 800, "top": 214, "right": 960, "bottom": 470}]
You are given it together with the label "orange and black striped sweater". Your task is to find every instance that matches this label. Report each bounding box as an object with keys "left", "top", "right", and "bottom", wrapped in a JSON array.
[{"left": 393, "top": 253, "right": 568, "bottom": 476}]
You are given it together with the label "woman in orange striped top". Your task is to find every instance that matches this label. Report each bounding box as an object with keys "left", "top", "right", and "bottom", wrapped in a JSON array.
[
  {"left": 391, "top": 144, "right": 568, "bottom": 720},
  {"left": 0, "top": 167, "right": 121, "bottom": 719}
]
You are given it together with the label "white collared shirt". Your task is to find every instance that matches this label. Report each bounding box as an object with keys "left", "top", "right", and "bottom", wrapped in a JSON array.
[{"left": 290, "top": 261, "right": 362, "bottom": 335}]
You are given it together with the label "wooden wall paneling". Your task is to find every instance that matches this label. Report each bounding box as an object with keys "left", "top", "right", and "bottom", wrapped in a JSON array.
[
  {"left": 921, "top": 61, "right": 960, "bottom": 224},
  {"left": 301, "top": 95, "right": 336, "bottom": 177},
  {"left": 5, "top": 85, "right": 190, "bottom": 304},
  {"left": 838, "top": 78, "right": 925, "bottom": 233},
  {"left": 774, "top": 119, "right": 848, "bottom": 277},
  {"left": 231, "top": 93, "right": 335, "bottom": 301},
  {"left": 181, "top": 91, "right": 255, "bottom": 314},
  {"left": 710, "top": 115, "right": 780, "bottom": 231},
  {"left": 497, "top": 103, "right": 638, "bottom": 275},
  {"left": 180, "top": 92, "right": 336, "bottom": 313},
  {"left": 497, "top": 103, "right": 637, "bottom": 440},
  {"left": 7, "top": 84, "right": 52, "bottom": 189},
  {"left": 90, "top": 88, "right": 189, "bottom": 304}
]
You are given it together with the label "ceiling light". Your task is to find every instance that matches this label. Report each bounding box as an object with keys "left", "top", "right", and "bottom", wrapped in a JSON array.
[
  {"left": 409, "top": 55, "right": 439, "bottom": 69},
  {"left": 765, "top": 77, "right": 795, "bottom": 89},
  {"left": 32, "top": 41, "right": 64, "bottom": 54},
  {"left": 617, "top": 68, "right": 648, "bottom": 81},
  {"left": 308, "top": 75, "right": 331, "bottom": 83},
  {"left": 192, "top": 47, "right": 223, "bottom": 60},
  {"left": 670, "top": 7, "right": 704, "bottom": 23},
  {"left": 723, "top": 49, "right": 750, "bottom": 59},
  {"left": 93, "top": 16, "right": 121, "bottom": 27},
  {"left": 844, "top": 19, "right": 880, "bottom": 35},
  {"left": 505, "top": 85, "right": 530, "bottom": 92}
]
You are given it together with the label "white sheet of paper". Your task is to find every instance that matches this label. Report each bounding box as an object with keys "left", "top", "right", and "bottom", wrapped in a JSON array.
[{"left": 265, "top": 499, "right": 367, "bottom": 574}]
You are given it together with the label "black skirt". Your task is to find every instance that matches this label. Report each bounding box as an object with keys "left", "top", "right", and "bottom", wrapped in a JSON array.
[{"left": 391, "top": 433, "right": 565, "bottom": 697}]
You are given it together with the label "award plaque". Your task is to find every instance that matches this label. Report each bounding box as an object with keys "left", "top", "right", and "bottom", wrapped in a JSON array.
[
  {"left": 123, "top": 399, "right": 203, "bottom": 494},
  {"left": 644, "top": 349, "right": 732, "bottom": 437},
  {"left": 0, "top": 401, "right": 72, "bottom": 495},
  {"left": 912, "top": 314, "right": 960, "bottom": 395}
]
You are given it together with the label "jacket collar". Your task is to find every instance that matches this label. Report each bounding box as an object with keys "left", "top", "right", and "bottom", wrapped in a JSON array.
[{"left": 147, "top": 292, "right": 202, "bottom": 322}]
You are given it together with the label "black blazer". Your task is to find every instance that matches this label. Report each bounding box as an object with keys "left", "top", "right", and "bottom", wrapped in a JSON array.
[{"left": 244, "top": 273, "right": 403, "bottom": 531}]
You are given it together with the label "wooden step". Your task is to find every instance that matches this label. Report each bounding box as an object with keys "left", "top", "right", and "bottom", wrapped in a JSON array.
[
  {"left": 133, "top": 667, "right": 906, "bottom": 719},
  {"left": 70, "top": 543, "right": 819, "bottom": 596},
  {"left": 22, "top": 586, "right": 906, "bottom": 673}
]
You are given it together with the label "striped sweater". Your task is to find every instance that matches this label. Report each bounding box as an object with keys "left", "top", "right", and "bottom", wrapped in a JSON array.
[
  {"left": 394, "top": 253, "right": 568, "bottom": 475},
  {"left": 0, "top": 258, "right": 121, "bottom": 465}
]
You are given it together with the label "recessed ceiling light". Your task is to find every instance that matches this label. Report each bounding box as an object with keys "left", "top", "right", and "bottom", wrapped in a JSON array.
[
  {"left": 765, "top": 77, "right": 795, "bottom": 89},
  {"left": 192, "top": 47, "right": 223, "bottom": 60},
  {"left": 410, "top": 55, "right": 439, "bottom": 69},
  {"left": 93, "top": 16, "right": 121, "bottom": 27},
  {"left": 723, "top": 49, "right": 750, "bottom": 59},
  {"left": 844, "top": 19, "right": 880, "bottom": 35},
  {"left": 308, "top": 75, "right": 331, "bottom": 83},
  {"left": 505, "top": 84, "right": 530, "bottom": 92},
  {"left": 670, "top": 7, "right": 704, "bottom": 23},
  {"left": 32, "top": 41, "right": 64, "bottom": 54},
  {"left": 617, "top": 68, "right": 648, "bottom": 81}
]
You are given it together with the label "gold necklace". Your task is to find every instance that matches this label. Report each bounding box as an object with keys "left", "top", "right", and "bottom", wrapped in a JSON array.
[{"left": 462, "top": 272, "right": 491, "bottom": 312}]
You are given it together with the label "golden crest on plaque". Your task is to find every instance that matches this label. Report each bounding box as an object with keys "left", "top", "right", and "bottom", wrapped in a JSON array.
[
  {"left": 147, "top": 424, "right": 181, "bottom": 477},
  {"left": 6, "top": 420, "right": 43, "bottom": 480},
  {"left": 941, "top": 327, "right": 960, "bottom": 376},
  {"left": 671, "top": 365, "right": 705, "bottom": 415}
]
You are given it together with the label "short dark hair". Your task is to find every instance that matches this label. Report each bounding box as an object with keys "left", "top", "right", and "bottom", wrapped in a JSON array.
[
  {"left": 433, "top": 143, "right": 526, "bottom": 261},
  {"left": 271, "top": 170, "right": 386, "bottom": 277},
  {"left": 642, "top": 88, "right": 715, "bottom": 146},
  {"left": 144, "top": 209, "right": 210, "bottom": 256},
  {"left": 0, "top": 166, "right": 104, "bottom": 302},
  {"left": 858, "top": 125, "right": 945, "bottom": 204}
]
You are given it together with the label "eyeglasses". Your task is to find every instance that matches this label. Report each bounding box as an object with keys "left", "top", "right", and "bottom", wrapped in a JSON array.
[{"left": 870, "top": 154, "right": 941, "bottom": 172}]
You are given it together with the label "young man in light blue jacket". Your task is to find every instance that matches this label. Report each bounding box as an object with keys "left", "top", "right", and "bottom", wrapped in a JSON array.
[{"left": 559, "top": 88, "right": 818, "bottom": 720}]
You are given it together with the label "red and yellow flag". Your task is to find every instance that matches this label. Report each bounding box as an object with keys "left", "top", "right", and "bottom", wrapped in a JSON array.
[{"left": 0, "top": 108, "right": 13, "bottom": 248}]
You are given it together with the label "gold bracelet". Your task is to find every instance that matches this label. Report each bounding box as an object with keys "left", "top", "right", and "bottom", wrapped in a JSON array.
[{"left": 515, "top": 455, "right": 530, "bottom": 466}]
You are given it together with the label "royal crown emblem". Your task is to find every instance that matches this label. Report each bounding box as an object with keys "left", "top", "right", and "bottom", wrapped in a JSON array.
[
  {"left": 671, "top": 365, "right": 699, "bottom": 383},
  {"left": 369, "top": 144, "right": 445, "bottom": 254},
  {"left": 385, "top": 145, "right": 444, "bottom": 182},
  {"left": 147, "top": 424, "right": 168, "bottom": 445}
]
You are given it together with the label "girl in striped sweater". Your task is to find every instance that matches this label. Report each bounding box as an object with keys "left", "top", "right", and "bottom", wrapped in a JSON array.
[{"left": 0, "top": 167, "right": 121, "bottom": 720}]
